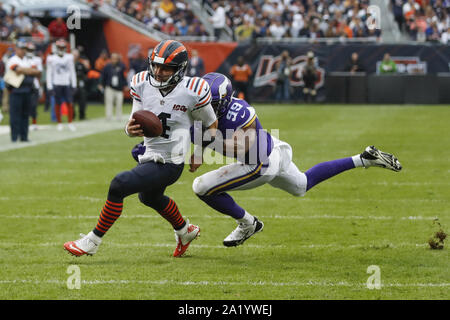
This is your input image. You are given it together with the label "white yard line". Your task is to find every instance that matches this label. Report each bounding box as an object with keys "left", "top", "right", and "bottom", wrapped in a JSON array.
[
  {"left": 0, "top": 279, "right": 448, "bottom": 288},
  {"left": 0, "top": 118, "right": 125, "bottom": 152},
  {"left": 0, "top": 241, "right": 430, "bottom": 250},
  {"left": 0, "top": 195, "right": 447, "bottom": 204},
  {"left": 0, "top": 214, "right": 439, "bottom": 221}
]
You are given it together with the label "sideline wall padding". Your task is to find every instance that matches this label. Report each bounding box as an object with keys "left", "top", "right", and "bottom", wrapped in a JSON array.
[{"left": 102, "top": 20, "right": 237, "bottom": 73}]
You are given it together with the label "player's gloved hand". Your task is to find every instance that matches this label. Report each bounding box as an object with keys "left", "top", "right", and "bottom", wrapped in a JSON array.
[
  {"left": 48, "top": 89, "right": 55, "bottom": 96},
  {"left": 131, "top": 141, "right": 145, "bottom": 162}
]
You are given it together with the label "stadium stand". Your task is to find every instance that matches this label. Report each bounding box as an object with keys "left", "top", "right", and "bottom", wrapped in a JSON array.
[
  {"left": 85, "top": 0, "right": 448, "bottom": 43},
  {"left": 102, "top": 0, "right": 382, "bottom": 41},
  {"left": 392, "top": 0, "right": 450, "bottom": 43},
  {"left": 0, "top": 0, "right": 449, "bottom": 105}
]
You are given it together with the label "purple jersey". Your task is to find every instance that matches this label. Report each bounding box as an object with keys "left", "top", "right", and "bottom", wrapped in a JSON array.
[{"left": 217, "top": 97, "right": 273, "bottom": 165}]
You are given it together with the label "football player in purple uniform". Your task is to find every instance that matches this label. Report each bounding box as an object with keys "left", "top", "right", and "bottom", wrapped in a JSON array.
[{"left": 189, "top": 72, "right": 402, "bottom": 247}]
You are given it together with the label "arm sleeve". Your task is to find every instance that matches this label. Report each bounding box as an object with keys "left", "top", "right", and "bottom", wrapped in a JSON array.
[
  {"left": 37, "top": 58, "right": 43, "bottom": 72},
  {"left": 191, "top": 102, "right": 217, "bottom": 128},
  {"left": 125, "top": 98, "right": 143, "bottom": 136},
  {"left": 129, "top": 74, "right": 142, "bottom": 102},
  {"left": 6, "top": 56, "right": 18, "bottom": 71},
  {"left": 46, "top": 58, "right": 52, "bottom": 90},
  {"left": 128, "top": 94, "right": 143, "bottom": 121},
  {"left": 70, "top": 58, "right": 77, "bottom": 88}
]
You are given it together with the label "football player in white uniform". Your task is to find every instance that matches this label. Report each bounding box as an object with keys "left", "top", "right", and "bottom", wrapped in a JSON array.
[
  {"left": 64, "top": 40, "right": 218, "bottom": 258},
  {"left": 46, "top": 39, "right": 77, "bottom": 131}
]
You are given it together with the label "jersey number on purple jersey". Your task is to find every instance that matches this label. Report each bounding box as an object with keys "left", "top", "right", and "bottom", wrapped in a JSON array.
[{"left": 226, "top": 102, "right": 243, "bottom": 122}]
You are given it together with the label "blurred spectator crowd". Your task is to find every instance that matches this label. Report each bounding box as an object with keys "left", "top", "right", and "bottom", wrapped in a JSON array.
[
  {"left": 86, "top": 0, "right": 450, "bottom": 43},
  {"left": 208, "top": 0, "right": 382, "bottom": 40},
  {"left": 0, "top": 4, "right": 50, "bottom": 44},
  {"left": 100, "top": 0, "right": 383, "bottom": 40},
  {"left": 104, "top": 0, "right": 209, "bottom": 37},
  {"left": 100, "top": 0, "right": 450, "bottom": 43},
  {"left": 391, "top": 0, "right": 450, "bottom": 43}
]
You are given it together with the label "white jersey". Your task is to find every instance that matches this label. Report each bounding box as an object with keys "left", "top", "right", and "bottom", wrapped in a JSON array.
[
  {"left": 129, "top": 71, "right": 217, "bottom": 164},
  {"left": 6, "top": 54, "right": 30, "bottom": 70},
  {"left": 24, "top": 55, "right": 43, "bottom": 89},
  {"left": 5, "top": 54, "right": 34, "bottom": 89},
  {"left": 46, "top": 53, "right": 76, "bottom": 89}
]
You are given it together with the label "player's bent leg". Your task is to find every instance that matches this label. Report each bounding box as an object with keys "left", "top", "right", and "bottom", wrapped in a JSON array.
[
  {"left": 64, "top": 162, "right": 183, "bottom": 257},
  {"left": 304, "top": 157, "right": 356, "bottom": 191},
  {"left": 138, "top": 169, "right": 199, "bottom": 257},
  {"left": 142, "top": 192, "right": 200, "bottom": 257},
  {"left": 268, "top": 162, "right": 308, "bottom": 197},
  {"left": 193, "top": 163, "right": 271, "bottom": 246}
]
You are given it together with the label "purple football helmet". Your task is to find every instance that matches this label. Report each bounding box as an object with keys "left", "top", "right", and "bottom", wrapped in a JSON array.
[{"left": 202, "top": 72, "right": 234, "bottom": 118}]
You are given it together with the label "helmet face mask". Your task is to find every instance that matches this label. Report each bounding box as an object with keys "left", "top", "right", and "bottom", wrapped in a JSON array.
[
  {"left": 148, "top": 40, "right": 188, "bottom": 89},
  {"left": 202, "top": 72, "right": 234, "bottom": 118}
]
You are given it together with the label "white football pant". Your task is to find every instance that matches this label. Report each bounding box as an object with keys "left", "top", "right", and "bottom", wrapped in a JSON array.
[{"left": 193, "top": 137, "right": 307, "bottom": 197}]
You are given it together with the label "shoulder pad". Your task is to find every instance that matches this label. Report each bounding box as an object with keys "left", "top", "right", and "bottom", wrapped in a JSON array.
[
  {"left": 186, "top": 77, "right": 211, "bottom": 110},
  {"left": 131, "top": 71, "right": 149, "bottom": 88},
  {"left": 130, "top": 71, "right": 148, "bottom": 102}
]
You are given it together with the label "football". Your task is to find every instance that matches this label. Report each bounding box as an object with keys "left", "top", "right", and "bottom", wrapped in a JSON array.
[{"left": 132, "top": 110, "right": 163, "bottom": 137}]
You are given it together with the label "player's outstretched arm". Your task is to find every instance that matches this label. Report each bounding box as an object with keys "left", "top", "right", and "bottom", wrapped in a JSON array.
[{"left": 223, "top": 120, "right": 257, "bottom": 158}]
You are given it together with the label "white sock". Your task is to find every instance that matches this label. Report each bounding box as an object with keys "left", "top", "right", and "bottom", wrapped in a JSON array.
[
  {"left": 87, "top": 231, "right": 102, "bottom": 244},
  {"left": 352, "top": 154, "right": 364, "bottom": 168},
  {"left": 237, "top": 211, "right": 254, "bottom": 225},
  {"left": 175, "top": 221, "right": 188, "bottom": 236}
]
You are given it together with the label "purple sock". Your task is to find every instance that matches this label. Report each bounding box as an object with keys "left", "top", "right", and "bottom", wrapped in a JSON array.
[
  {"left": 198, "top": 193, "right": 245, "bottom": 219},
  {"left": 305, "top": 157, "right": 355, "bottom": 191}
]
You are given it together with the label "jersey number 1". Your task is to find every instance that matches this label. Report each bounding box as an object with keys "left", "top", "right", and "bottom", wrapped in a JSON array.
[{"left": 158, "top": 112, "right": 171, "bottom": 139}]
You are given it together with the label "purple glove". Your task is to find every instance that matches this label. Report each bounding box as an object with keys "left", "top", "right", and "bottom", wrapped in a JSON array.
[{"left": 131, "top": 141, "right": 145, "bottom": 162}]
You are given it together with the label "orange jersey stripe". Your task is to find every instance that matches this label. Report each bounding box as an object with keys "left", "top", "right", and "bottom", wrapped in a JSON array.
[
  {"left": 189, "top": 77, "right": 198, "bottom": 90},
  {"left": 195, "top": 92, "right": 211, "bottom": 107},
  {"left": 197, "top": 80, "right": 206, "bottom": 95},
  {"left": 130, "top": 91, "right": 141, "bottom": 99}
]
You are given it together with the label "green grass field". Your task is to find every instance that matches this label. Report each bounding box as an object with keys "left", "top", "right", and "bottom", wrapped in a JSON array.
[{"left": 0, "top": 104, "right": 449, "bottom": 300}]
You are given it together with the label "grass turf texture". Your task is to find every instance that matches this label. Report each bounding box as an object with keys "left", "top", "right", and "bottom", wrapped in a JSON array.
[{"left": 0, "top": 104, "right": 449, "bottom": 300}]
